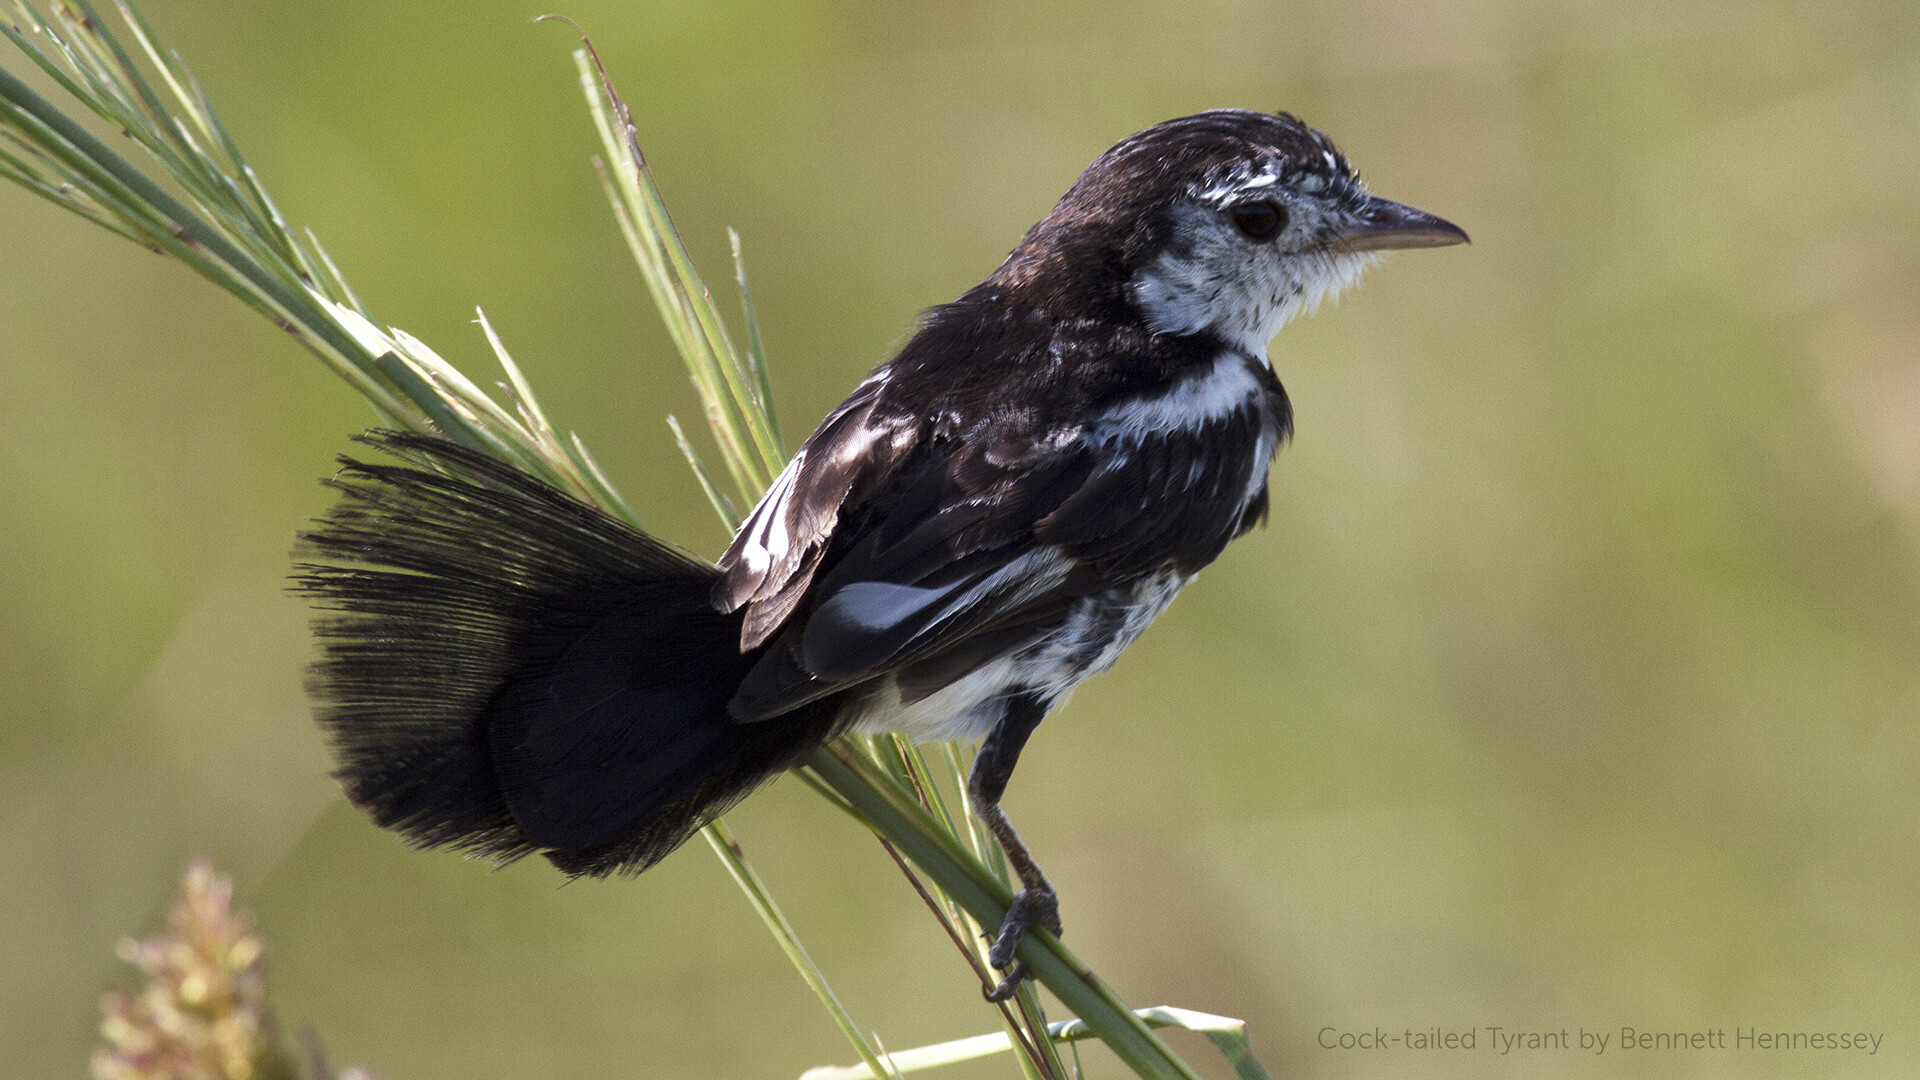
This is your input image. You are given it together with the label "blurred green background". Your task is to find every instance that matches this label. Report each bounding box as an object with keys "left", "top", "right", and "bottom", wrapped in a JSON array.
[{"left": 3, "top": 0, "right": 1917, "bottom": 1077}]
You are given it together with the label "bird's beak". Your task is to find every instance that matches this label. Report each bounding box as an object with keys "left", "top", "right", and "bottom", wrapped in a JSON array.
[{"left": 1334, "top": 196, "right": 1470, "bottom": 252}]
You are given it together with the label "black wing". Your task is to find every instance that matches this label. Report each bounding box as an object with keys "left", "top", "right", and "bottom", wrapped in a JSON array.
[
  {"left": 714, "top": 369, "right": 918, "bottom": 647},
  {"left": 717, "top": 345, "right": 1285, "bottom": 723}
]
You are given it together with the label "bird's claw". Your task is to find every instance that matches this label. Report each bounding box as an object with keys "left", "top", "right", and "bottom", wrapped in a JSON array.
[
  {"left": 983, "top": 960, "right": 1030, "bottom": 1003},
  {"left": 982, "top": 886, "right": 1061, "bottom": 1001}
]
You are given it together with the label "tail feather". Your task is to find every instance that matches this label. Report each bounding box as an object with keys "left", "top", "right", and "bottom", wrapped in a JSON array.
[{"left": 294, "top": 431, "right": 839, "bottom": 877}]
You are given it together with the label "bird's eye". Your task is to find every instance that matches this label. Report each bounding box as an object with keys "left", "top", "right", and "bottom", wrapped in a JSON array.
[{"left": 1230, "top": 201, "right": 1287, "bottom": 242}]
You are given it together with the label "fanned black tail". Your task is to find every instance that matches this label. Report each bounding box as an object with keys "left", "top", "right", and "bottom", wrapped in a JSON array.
[{"left": 293, "top": 431, "right": 840, "bottom": 877}]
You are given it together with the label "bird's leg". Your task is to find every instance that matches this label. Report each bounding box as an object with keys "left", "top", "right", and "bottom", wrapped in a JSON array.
[{"left": 969, "top": 693, "right": 1061, "bottom": 1002}]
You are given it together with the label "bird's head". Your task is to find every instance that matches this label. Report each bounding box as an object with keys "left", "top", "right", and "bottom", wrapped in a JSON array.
[{"left": 989, "top": 109, "right": 1467, "bottom": 355}]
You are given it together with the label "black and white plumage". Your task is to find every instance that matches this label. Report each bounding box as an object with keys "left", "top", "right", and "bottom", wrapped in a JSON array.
[{"left": 296, "top": 109, "right": 1465, "bottom": 999}]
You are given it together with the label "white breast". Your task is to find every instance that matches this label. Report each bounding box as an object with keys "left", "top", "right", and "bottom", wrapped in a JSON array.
[
  {"left": 1089, "top": 352, "right": 1264, "bottom": 438},
  {"left": 1090, "top": 352, "right": 1281, "bottom": 514}
]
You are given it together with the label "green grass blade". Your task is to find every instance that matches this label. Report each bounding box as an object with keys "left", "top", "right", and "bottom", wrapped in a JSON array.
[
  {"left": 564, "top": 430, "right": 639, "bottom": 528},
  {"left": 728, "top": 226, "right": 782, "bottom": 447},
  {"left": 667, "top": 414, "right": 740, "bottom": 531},
  {"left": 800, "top": 1007, "right": 1272, "bottom": 1080},
  {"left": 304, "top": 225, "right": 372, "bottom": 317},
  {"left": 0, "top": 137, "right": 147, "bottom": 242},
  {"left": 702, "top": 821, "right": 902, "bottom": 1080},
  {"left": 0, "top": 62, "right": 411, "bottom": 418},
  {"left": 565, "top": 41, "right": 783, "bottom": 487}
]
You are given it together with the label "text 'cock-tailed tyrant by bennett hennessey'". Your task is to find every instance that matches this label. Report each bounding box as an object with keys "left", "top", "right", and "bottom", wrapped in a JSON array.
[{"left": 295, "top": 108, "right": 1467, "bottom": 1001}]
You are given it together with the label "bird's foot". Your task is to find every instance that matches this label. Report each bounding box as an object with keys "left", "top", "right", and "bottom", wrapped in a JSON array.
[{"left": 982, "top": 886, "right": 1062, "bottom": 1002}]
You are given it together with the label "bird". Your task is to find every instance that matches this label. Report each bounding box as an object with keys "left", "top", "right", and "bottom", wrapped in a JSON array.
[{"left": 295, "top": 108, "right": 1466, "bottom": 1001}]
